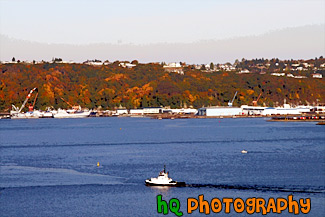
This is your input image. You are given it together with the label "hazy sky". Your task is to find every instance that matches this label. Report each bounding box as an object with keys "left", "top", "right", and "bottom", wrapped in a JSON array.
[{"left": 1, "top": 0, "right": 324, "bottom": 44}]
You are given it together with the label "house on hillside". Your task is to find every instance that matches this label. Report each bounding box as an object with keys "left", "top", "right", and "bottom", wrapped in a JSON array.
[
  {"left": 119, "top": 62, "right": 136, "bottom": 68},
  {"left": 271, "top": 73, "right": 285, "bottom": 76},
  {"left": 84, "top": 60, "right": 103, "bottom": 66},
  {"left": 237, "top": 69, "right": 250, "bottom": 74},
  {"left": 163, "top": 62, "right": 184, "bottom": 75},
  {"left": 312, "top": 73, "right": 322, "bottom": 79},
  {"left": 219, "top": 64, "right": 236, "bottom": 71},
  {"left": 294, "top": 75, "right": 307, "bottom": 79}
]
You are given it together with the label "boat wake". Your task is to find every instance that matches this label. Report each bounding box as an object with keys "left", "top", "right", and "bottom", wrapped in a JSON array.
[
  {"left": 2, "top": 136, "right": 324, "bottom": 149},
  {"left": 2, "top": 182, "right": 323, "bottom": 195},
  {"left": 0, "top": 165, "right": 126, "bottom": 188},
  {"left": 187, "top": 184, "right": 325, "bottom": 194}
]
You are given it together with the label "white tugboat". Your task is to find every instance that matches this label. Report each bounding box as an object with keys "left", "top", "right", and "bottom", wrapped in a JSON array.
[
  {"left": 145, "top": 165, "right": 185, "bottom": 187},
  {"left": 241, "top": 150, "right": 248, "bottom": 154}
]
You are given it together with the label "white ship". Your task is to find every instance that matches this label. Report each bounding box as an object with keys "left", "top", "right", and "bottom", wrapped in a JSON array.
[
  {"left": 40, "top": 111, "right": 54, "bottom": 118},
  {"left": 145, "top": 165, "right": 185, "bottom": 186},
  {"left": 11, "top": 110, "right": 44, "bottom": 119},
  {"left": 53, "top": 108, "right": 90, "bottom": 118},
  {"left": 11, "top": 111, "right": 40, "bottom": 119}
]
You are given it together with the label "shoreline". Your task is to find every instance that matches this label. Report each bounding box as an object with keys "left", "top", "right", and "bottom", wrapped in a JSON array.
[{"left": 1, "top": 111, "right": 325, "bottom": 121}]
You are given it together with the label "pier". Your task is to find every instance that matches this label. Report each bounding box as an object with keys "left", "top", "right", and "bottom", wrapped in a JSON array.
[{"left": 268, "top": 115, "right": 325, "bottom": 122}]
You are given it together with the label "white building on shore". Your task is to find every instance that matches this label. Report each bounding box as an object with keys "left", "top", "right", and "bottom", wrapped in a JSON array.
[
  {"left": 262, "top": 107, "right": 300, "bottom": 116},
  {"left": 167, "top": 108, "right": 197, "bottom": 114},
  {"left": 114, "top": 109, "right": 128, "bottom": 115},
  {"left": 129, "top": 109, "right": 144, "bottom": 115},
  {"left": 197, "top": 107, "right": 242, "bottom": 116},
  {"left": 143, "top": 107, "right": 161, "bottom": 114},
  {"left": 241, "top": 105, "right": 266, "bottom": 115}
]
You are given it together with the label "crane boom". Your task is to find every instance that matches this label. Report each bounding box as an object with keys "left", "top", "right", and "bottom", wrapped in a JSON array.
[
  {"left": 252, "top": 93, "right": 262, "bottom": 106},
  {"left": 18, "top": 88, "right": 37, "bottom": 113},
  {"left": 228, "top": 91, "right": 238, "bottom": 107},
  {"left": 231, "top": 91, "right": 238, "bottom": 104},
  {"left": 12, "top": 104, "right": 19, "bottom": 111},
  {"left": 29, "top": 92, "right": 39, "bottom": 111},
  {"left": 60, "top": 97, "right": 74, "bottom": 108},
  {"left": 256, "top": 93, "right": 262, "bottom": 102}
]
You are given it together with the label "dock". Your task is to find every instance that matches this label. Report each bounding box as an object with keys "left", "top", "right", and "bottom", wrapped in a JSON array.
[
  {"left": 268, "top": 115, "right": 325, "bottom": 122},
  {"left": 0, "top": 112, "right": 10, "bottom": 119}
]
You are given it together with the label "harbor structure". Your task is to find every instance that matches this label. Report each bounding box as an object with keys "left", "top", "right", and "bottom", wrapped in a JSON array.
[
  {"left": 197, "top": 107, "right": 242, "bottom": 117},
  {"left": 262, "top": 107, "right": 300, "bottom": 116},
  {"left": 129, "top": 109, "right": 144, "bottom": 116},
  {"left": 143, "top": 107, "right": 162, "bottom": 114},
  {"left": 114, "top": 109, "right": 128, "bottom": 116},
  {"left": 241, "top": 105, "right": 266, "bottom": 115},
  {"left": 167, "top": 108, "right": 197, "bottom": 114}
]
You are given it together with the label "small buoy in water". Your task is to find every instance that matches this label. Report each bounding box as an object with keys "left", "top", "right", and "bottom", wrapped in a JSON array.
[
  {"left": 120, "top": 128, "right": 122, "bottom": 130},
  {"left": 97, "top": 162, "right": 100, "bottom": 167},
  {"left": 241, "top": 150, "right": 248, "bottom": 154}
]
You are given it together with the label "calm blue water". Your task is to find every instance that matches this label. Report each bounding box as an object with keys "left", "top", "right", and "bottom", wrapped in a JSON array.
[{"left": 0, "top": 117, "right": 324, "bottom": 216}]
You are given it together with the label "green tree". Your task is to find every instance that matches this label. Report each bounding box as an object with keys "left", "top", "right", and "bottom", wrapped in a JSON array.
[
  {"left": 210, "top": 62, "right": 214, "bottom": 70},
  {"left": 141, "top": 96, "right": 149, "bottom": 108}
]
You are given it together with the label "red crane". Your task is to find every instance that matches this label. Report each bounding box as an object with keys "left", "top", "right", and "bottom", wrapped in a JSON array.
[
  {"left": 18, "top": 88, "right": 38, "bottom": 113},
  {"left": 60, "top": 97, "right": 75, "bottom": 108},
  {"left": 252, "top": 93, "right": 262, "bottom": 106},
  {"left": 29, "top": 92, "right": 39, "bottom": 111}
]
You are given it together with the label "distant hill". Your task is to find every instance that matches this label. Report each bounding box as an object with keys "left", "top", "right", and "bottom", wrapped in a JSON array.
[
  {"left": 1, "top": 24, "right": 324, "bottom": 63},
  {"left": 0, "top": 62, "right": 324, "bottom": 111}
]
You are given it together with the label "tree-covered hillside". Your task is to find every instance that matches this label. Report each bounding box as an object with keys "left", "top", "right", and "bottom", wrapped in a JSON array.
[{"left": 0, "top": 62, "right": 324, "bottom": 111}]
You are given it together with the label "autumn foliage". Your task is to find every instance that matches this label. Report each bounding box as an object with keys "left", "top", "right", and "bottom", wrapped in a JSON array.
[{"left": 0, "top": 62, "right": 324, "bottom": 111}]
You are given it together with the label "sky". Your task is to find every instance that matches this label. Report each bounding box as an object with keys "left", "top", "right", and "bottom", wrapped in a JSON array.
[
  {"left": 1, "top": 0, "right": 324, "bottom": 44},
  {"left": 0, "top": 0, "right": 324, "bottom": 62}
]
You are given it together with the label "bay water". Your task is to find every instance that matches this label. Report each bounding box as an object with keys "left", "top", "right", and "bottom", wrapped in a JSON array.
[{"left": 0, "top": 117, "right": 324, "bottom": 216}]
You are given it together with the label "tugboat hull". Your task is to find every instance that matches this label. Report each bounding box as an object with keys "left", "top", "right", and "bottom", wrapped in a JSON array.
[{"left": 145, "top": 180, "right": 186, "bottom": 187}]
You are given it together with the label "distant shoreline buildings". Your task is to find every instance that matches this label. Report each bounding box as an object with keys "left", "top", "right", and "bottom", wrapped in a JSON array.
[
  {"left": 2, "top": 103, "right": 325, "bottom": 119},
  {"left": 2, "top": 56, "right": 324, "bottom": 79},
  {"left": 1, "top": 56, "right": 324, "bottom": 116}
]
